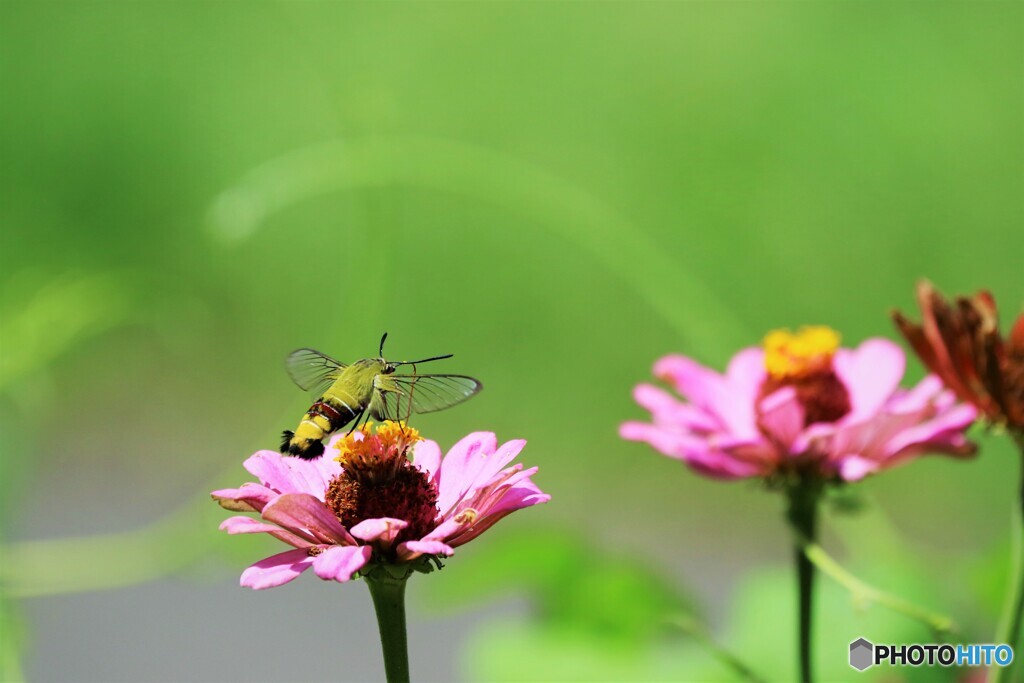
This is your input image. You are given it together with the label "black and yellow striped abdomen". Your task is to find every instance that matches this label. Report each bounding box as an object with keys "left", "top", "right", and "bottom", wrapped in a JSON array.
[{"left": 281, "top": 397, "right": 360, "bottom": 460}]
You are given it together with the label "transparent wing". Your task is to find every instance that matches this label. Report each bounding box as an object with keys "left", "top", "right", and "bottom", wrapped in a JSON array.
[
  {"left": 379, "top": 374, "right": 482, "bottom": 420},
  {"left": 285, "top": 348, "right": 346, "bottom": 396}
]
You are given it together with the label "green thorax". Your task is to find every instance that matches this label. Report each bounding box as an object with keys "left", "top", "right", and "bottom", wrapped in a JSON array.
[{"left": 323, "top": 357, "right": 386, "bottom": 407}]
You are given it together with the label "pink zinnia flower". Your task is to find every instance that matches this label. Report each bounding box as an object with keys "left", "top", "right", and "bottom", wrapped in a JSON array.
[
  {"left": 620, "top": 326, "right": 978, "bottom": 483},
  {"left": 213, "top": 422, "right": 549, "bottom": 589}
]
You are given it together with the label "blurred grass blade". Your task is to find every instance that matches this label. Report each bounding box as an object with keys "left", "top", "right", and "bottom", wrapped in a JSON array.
[
  {"left": 670, "top": 615, "right": 768, "bottom": 683},
  {"left": 0, "top": 596, "right": 27, "bottom": 683},
  {"left": 210, "top": 137, "right": 750, "bottom": 354},
  {"left": 0, "top": 272, "right": 131, "bottom": 392},
  {"left": 0, "top": 502, "right": 217, "bottom": 598}
]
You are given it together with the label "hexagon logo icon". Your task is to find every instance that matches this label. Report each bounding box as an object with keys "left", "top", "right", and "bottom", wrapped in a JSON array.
[{"left": 849, "top": 638, "right": 874, "bottom": 671}]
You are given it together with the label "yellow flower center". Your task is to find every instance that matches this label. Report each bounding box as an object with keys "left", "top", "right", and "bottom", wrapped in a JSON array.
[
  {"left": 763, "top": 326, "right": 841, "bottom": 379},
  {"left": 758, "top": 325, "right": 851, "bottom": 427},
  {"left": 334, "top": 420, "right": 422, "bottom": 468}
]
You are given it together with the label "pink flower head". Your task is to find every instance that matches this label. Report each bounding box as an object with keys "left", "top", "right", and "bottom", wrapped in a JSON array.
[
  {"left": 212, "top": 422, "right": 550, "bottom": 590},
  {"left": 620, "top": 327, "right": 979, "bottom": 483}
]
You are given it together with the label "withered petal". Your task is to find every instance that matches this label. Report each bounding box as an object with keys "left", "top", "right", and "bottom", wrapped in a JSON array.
[
  {"left": 910, "top": 282, "right": 975, "bottom": 401},
  {"left": 892, "top": 311, "right": 942, "bottom": 375},
  {"left": 901, "top": 281, "right": 1022, "bottom": 428},
  {"left": 1011, "top": 313, "right": 1024, "bottom": 353}
]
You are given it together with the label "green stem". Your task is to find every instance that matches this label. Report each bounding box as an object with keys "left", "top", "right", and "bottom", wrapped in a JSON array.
[
  {"left": 670, "top": 616, "right": 768, "bottom": 683},
  {"left": 786, "top": 481, "right": 821, "bottom": 683},
  {"left": 991, "top": 431, "right": 1024, "bottom": 683},
  {"left": 801, "top": 541, "right": 953, "bottom": 635},
  {"left": 365, "top": 567, "right": 411, "bottom": 683}
]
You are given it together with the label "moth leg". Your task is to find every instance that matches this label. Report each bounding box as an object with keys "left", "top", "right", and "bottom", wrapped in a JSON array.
[{"left": 344, "top": 408, "right": 367, "bottom": 437}]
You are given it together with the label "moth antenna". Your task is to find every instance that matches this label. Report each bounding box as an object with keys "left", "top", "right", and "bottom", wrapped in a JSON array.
[
  {"left": 379, "top": 332, "right": 388, "bottom": 357},
  {"left": 395, "top": 353, "right": 453, "bottom": 366}
]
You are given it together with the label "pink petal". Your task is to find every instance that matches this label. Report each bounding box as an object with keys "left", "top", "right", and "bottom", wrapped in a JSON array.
[
  {"left": 654, "top": 354, "right": 724, "bottom": 402},
  {"left": 620, "top": 420, "right": 668, "bottom": 446},
  {"left": 633, "top": 384, "right": 720, "bottom": 432},
  {"left": 446, "top": 486, "right": 552, "bottom": 548},
  {"left": 243, "top": 450, "right": 340, "bottom": 500},
  {"left": 792, "top": 422, "right": 838, "bottom": 455},
  {"left": 211, "top": 482, "right": 277, "bottom": 513},
  {"left": 833, "top": 339, "right": 906, "bottom": 423},
  {"left": 445, "top": 516, "right": 507, "bottom": 547},
  {"left": 718, "top": 439, "right": 782, "bottom": 471},
  {"left": 397, "top": 540, "right": 455, "bottom": 562},
  {"left": 886, "top": 375, "right": 944, "bottom": 413},
  {"left": 471, "top": 439, "right": 528, "bottom": 489},
  {"left": 436, "top": 444, "right": 529, "bottom": 521},
  {"left": 350, "top": 517, "right": 408, "bottom": 545},
  {"left": 446, "top": 464, "right": 535, "bottom": 518},
  {"left": 220, "top": 516, "right": 277, "bottom": 534},
  {"left": 312, "top": 545, "right": 372, "bottom": 583},
  {"left": 836, "top": 399, "right": 977, "bottom": 480},
  {"left": 838, "top": 455, "right": 878, "bottom": 481},
  {"left": 239, "top": 548, "right": 314, "bottom": 590},
  {"left": 757, "top": 387, "right": 805, "bottom": 448},
  {"left": 411, "top": 440, "right": 442, "bottom": 485},
  {"left": 823, "top": 411, "right": 927, "bottom": 473},
  {"left": 444, "top": 432, "right": 499, "bottom": 470},
  {"left": 620, "top": 422, "right": 767, "bottom": 479},
  {"left": 219, "top": 515, "right": 313, "bottom": 548},
  {"left": 261, "top": 493, "right": 355, "bottom": 545},
  {"left": 481, "top": 482, "right": 551, "bottom": 517},
  {"left": 633, "top": 383, "right": 678, "bottom": 413},
  {"left": 654, "top": 352, "right": 761, "bottom": 439},
  {"left": 884, "top": 403, "right": 979, "bottom": 458},
  {"left": 420, "top": 518, "right": 464, "bottom": 543},
  {"left": 687, "top": 447, "right": 774, "bottom": 479},
  {"left": 437, "top": 432, "right": 499, "bottom": 514},
  {"left": 725, "top": 348, "right": 767, "bottom": 397},
  {"left": 619, "top": 422, "right": 708, "bottom": 461},
  {"left": 722, "top": 348, "right": 765, "bottom": 435}
]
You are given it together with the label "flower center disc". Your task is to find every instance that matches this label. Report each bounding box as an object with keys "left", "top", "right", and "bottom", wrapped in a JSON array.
[
  {"left": 760, "top": 326, "right": 851, "bottom": 425},
  {"left": 325, "top": 422, "right": 439, "bottom": 546}
]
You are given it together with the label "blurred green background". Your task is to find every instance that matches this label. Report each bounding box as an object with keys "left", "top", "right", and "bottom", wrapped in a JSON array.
[{"left": 1, "top": 2, "right": 1022, "bottom": 681}]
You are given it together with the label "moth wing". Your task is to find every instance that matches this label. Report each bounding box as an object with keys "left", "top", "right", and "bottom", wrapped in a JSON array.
[
  {"left": 388, "top": 374, "right": 483, "bottom": 416},
  {"left": 369, "top": 388, "right": 391, "bottom": 422},
  {"left": 285, "top": 348, "right": 346, "bottom": 396}
]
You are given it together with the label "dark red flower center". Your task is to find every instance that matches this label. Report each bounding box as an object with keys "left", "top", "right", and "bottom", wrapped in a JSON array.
[
  {"left": 760, "top": 370, "right": 852, "bottom": 426},
  {"left": 325, "top": 422, "right": 439, "bottom": 548},
  {"left": 759, "top": 327, "right": 851, "bottom": 426}
]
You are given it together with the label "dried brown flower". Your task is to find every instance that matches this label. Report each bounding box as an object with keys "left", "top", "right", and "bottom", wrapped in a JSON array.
[{"left": 893, "top": 281, "right": 1024, "bottom": 430}]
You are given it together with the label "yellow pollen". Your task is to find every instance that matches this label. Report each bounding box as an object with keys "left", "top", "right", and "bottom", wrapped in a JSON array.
[
  {"left": 455, "top": 508, "right": 479, "bottom": 525},
  {"left": 334, "top": 420, "right": 422, "bottom": 465},
  {"left": 375, "top": 420, "right": 420, "bottom": 444},
  {"left": 763, "top": 326, "right": 841, "bottom": 379}
]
